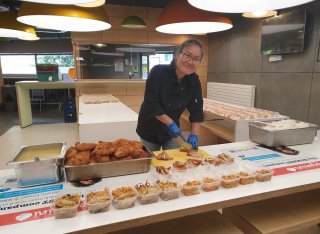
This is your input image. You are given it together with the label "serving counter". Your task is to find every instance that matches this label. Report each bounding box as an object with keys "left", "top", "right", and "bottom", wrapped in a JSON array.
[
  {"left": 78, "top": 98, "right": 139, "bottom": 142},
  {"left": 1, "top": 136, "right": 320, "bottom": 234},
  {"left": 15, "top": 80, "right": 146, "bottom": 128}
]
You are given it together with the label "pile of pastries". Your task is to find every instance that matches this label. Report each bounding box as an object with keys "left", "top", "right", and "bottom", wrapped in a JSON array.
[
  {"left": 81, "top": 93, "right": 119, "bottom": 104},
  {"left": 203, "top": 98, "right": 279, "bottom": 120},
  {"left": 64, "top": 139, "right": 150, "bottom": 166}
]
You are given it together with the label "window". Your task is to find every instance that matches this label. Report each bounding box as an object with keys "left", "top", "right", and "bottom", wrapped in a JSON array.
[
  {"left": 149, "top": 53, "right": 173, "bottom": 71},
  {"left": 1, "top": 55, "right": 36, "bottom": 74},
  {"left": 0, "top": 54, "right": 74, "bottom": 75},
  {"left": 36, "top": 54, "right": 74, "bottom": 74},
  {"left": 141, "top": 53, "right": 174, "bottom": 79}
]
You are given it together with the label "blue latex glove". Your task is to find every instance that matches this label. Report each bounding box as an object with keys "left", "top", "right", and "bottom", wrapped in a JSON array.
[
  {"left": 167, "top": 121, "right": 182, "bottom": 138},
  {"left": 188, "top": 134, "right": 199, "bottom": 150}
]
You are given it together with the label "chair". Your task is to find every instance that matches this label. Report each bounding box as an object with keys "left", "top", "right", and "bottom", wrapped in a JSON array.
[{"left": 30, "top": 89, "right": 45, "bottom": 112}]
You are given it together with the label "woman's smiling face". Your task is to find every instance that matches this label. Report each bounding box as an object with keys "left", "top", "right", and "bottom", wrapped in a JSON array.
[{"left": 175, "top": 44, "right": 202, "bottom": 77}]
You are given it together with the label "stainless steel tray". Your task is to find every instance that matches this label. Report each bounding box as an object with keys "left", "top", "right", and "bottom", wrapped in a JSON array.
[
  {"left": 64, "top": 146, "right": 154, "bottom": 181},
  {"left": 249, "top": 122, "right": 318, "bottom": 147},
  {"left": 9, "top": 143, "right": 65, "bottom": 164},
  {"left": 8, "top": 143, "right": 66, "bottom": 187}
]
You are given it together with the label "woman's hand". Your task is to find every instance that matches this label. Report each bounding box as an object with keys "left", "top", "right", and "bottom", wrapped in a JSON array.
[
  {"left": 188, "top": 134, "right": 199, "bottom": 150},
  {"left": 167, "top": 121, "right": 182, "bottom": 138}
]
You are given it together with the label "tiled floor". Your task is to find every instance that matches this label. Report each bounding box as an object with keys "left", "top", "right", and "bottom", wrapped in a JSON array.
[
  {"left": 0, "top": 106, "right": 66, "bottom": 136},
  {"left": 0, "top": 108, "right": 79, "bottom": 170}
]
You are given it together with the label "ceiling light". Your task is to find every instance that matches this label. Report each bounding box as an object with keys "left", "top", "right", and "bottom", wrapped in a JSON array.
[
  {"left": 188, "top": 0, "right": 314, "bottom": 13},
  {"left": 122, "top": 16, "right": 146, "bottom": 28},
  {"left": 95, "top": 43, "right": 106, "bottom": 47},
  {"left": 17, "top": 2, "right": 111, "bottom": 32},
  {"left": 19, "top": 35, "right": 40, "bottom": 41},
  {"left": 243, "top": 10, "right": 277, "bottom": 18},
  {"left": 156, "top": 0, "right": 232, "bottom": 34},
  {"left": 76, "top": 0, "right": 105, "bottom": 7},
  {"left": 121, "top": 0, "right": 146, "bottom": 29},
  {"left": 20, "top": 0, "right": 99, "bottom": 5},
  {"left": 0, "top": 12, "right": 37, "bottom": 39}
]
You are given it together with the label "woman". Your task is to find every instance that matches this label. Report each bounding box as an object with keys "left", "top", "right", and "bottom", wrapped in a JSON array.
[{"left": 136, "top": 39, "right": 204, "bottom": 151}]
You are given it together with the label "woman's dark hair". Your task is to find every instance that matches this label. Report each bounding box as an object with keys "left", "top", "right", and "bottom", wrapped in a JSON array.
[{"left": 176, "top": 39, "right": 204, "bottom": 60}]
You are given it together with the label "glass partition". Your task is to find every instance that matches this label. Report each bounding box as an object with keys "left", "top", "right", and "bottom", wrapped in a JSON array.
[{"left": 75, "top": 43, "right": 177, "bottom": 79}]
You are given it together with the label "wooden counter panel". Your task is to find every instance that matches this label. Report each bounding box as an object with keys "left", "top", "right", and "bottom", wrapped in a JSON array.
[
  {"left": 223, "top": 189, "right": 320, "bottom": 234},
  {"left": 180, "top": 112, "right": 235, "bottom": 144},
  {"left": 126, "top": 87, "right": 145, "bottom": 96},
  {"left": 103, "top": 211, "right": 243, "bottom": 234},
  {"left": 117, "top": 95, "right": 144, "bottom": 107}
]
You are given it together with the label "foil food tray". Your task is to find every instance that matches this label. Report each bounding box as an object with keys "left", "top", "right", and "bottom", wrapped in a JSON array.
[
  {"left": 8, "top": 143, "right": 66, "bottom": 187},
  {"left": 249, "top": 122, "right": 318, "bottom": 147},
  {"left": 64, "top": 146, "right": 154, "bottom": 182}
]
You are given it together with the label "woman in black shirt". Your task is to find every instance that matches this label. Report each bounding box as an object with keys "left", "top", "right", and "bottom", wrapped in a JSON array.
[{"left": 136, "top": 39, "right": 204, "bottom": 151}]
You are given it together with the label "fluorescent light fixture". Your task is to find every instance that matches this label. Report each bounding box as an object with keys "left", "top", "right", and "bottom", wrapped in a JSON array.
[
  {"left": 76, "top": 0, "right": 105, "bottom": 7},
  {"left": 20, "top": 0, "right": 98, "bottom": 5},
  {"left": 243, "top": 10, "right": 277, "bottom": 18},
  {"left": 0, "top": 12, "right": 37, "bottom": 39},
  {"left": 156, "top": 0, "right": 232, "bottom": 34},
  {"left": 188, "top": 0, "right": 314, "bottom": 13},
  {"left": 116, "top": 47, "right": 156, "bottom": 53},
  {"left": 77, "top": 46, "right": 90, "bottom": 50},
  {"left": 17, "top": 2, "right": 111, "bottom": 32},
  {"left": 91, "top": 50, "right": 124, "bottom": 56}
]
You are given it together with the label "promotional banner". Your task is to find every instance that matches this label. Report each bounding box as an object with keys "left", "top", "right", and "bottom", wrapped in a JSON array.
[{"left": 0, "top": 183, "right": 86, "bottom": 226}]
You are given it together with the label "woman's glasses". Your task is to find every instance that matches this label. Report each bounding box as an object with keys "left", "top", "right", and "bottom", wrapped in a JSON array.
[{"left": 181, "top": 51, "right": 201, "bottom": 65}]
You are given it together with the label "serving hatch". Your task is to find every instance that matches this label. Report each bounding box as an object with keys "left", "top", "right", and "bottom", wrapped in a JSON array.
[
  {"left": 8, "top": 143, "right": 66, "bottom": 187},
  {"left": 249, "top": 121, "right": 318, "bottom": 147}
]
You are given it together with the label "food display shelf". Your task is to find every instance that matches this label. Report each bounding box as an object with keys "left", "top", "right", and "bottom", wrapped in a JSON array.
[{"left": 202, "top": 99, "right": 288, "bottom": 142}]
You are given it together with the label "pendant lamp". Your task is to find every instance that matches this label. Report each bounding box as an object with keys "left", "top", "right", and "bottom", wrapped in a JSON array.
[
  {"left": 242, "top": 10, "right": 277, "bottom": 18},
  {"left": 188, "top": 0, "right": 314, "bottom": 13},
  {"left": 20, "top": 0, "right": 100, "bottom": 5},
  {"left": 121, "top": 0, "right": 146, "bottom": 28},
  {"left": 156, "top": 0, "right": 232, "bottom": 34},
  {"left": 122, "top": 16, "right": 146, "bottom": 28},
  {"left": 17, "top": 2, "right": 111, "bottom": 32},
  {"left": 19, "top": 35, "right": 40, "bottom": 41},
  {"left": 76, "top": 0, "right": 105, "bottom": 7},
  {"left": 0, "top": 12, "right": 37, "bottom": 39}
]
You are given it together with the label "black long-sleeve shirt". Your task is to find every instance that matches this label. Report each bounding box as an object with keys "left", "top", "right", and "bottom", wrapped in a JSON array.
[{"left": 136, "top": 61, "right": 204, "bottom": 144}]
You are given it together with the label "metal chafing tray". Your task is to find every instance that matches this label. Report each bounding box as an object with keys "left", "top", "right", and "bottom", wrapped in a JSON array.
[
  {"left": 64, "top": 146, "right": 154, "bottom": 181},
  {"left": 8, "top": 143, "right": 66, "bottom": 187},
  {"left": 249, "top": 121, "right": 318, "bottom": 147}
]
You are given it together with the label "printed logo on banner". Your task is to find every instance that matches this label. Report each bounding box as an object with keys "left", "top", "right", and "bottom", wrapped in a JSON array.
[
  {"left": 0, "top": 183, "right": 74, "bottom": 226},
  {"left": 273, "top": 161, "right": 320, "bottom": 176}
]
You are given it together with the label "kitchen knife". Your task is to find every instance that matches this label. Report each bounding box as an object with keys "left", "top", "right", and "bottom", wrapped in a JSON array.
[{"left": 174, "top": 135, "right": 192, "bottom": 151}]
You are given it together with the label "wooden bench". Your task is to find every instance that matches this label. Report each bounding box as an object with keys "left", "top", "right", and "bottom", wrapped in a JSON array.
[
  {"left": 110, "top": 210, "right": 243, "bottom": 234},
  {"left": 222, "top": 189, "right": 320, "bottom": 234}
]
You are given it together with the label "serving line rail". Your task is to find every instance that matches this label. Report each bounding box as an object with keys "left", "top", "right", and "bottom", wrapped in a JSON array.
[{"left": 1, "top": 139, "right": 320, "bottom": 234}]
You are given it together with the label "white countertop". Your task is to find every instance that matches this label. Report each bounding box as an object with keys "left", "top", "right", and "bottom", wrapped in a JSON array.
[
  {"left": 78, "top": 99, "right": 138, "bottom": 125},
  {"left": 1, "top": 136, "right": 320, "bottom": 234}
]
